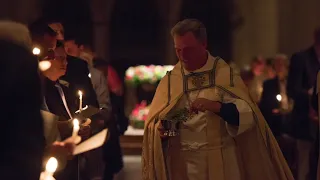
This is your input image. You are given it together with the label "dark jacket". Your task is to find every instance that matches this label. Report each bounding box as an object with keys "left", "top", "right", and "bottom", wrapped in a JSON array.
[
  {"left": 0, "top": 40, "right": 45, "bottom": 180},
  {"left": 259, "top": 77, "right": 287, "bottom": 136},
  {"left": 287, "top": 46, "right": 320, "bottom": 140},
  {"left": 61, "top": 55, "right": 99, "bottom": 108}
]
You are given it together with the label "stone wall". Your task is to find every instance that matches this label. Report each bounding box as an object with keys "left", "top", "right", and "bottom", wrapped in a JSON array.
[{"left": 233, "top": 0, "right": 320, "bottom": 68}]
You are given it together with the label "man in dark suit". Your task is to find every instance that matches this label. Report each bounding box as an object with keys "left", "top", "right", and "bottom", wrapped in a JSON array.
[
  {"left": 42, "top": 43, "right": 91, "bottom": 180},
  {"left": 287, "top": 27, "right": 320, "bottom": 180}
]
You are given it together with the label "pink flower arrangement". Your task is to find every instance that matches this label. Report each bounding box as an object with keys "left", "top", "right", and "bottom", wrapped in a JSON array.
[
  {"left": 130, "top": 100, "right": 150, "bottom": 121},
  {"left": 125, "top": 65, "right": 174, "bottom": 85}
]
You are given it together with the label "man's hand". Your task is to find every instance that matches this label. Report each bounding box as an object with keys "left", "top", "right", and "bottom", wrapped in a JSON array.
[
  {"left": 191, "top": 98, "right": 221, "bottom": 113},
  {"left": 78, "top": 125, "right": 91, "bottom": 140}
]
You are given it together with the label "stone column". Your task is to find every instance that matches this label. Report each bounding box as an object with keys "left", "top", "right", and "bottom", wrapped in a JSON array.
[
  {"left": 90, "top": 0, "right": 115, "bottom": 61},
  {"left": 278, "top": 0, "right": 320, "bottom": 54},
  {"left": 156, "top": 0, "right": 183, "bottom": 65},
  {"left": 232, "top": 0, "right": 279, "bottom": 68}
]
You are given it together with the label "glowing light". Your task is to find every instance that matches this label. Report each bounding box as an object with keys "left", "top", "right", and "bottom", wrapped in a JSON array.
[
  {"left": 88, "top": 73, "right": 91, "bottom": 78},
  {"left": 276, "top": 94, "right": 282, "bottom": 102},
  {"left": 33, "top": 47, "right": 41, "bottom": 55},
  {"left": 39, "top": 61, "right": 51, "bottom": 71},
  {"left": 45, "top": 157, "right": 58, "bottom": 174},
  {"left": 72, "top": 119, "right": 80, "bottom": 137}
]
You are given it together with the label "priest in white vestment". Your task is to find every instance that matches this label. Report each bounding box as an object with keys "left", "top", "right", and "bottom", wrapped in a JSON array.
[{"left": 142, "top": 19, "right": 293, "bottom": 180}]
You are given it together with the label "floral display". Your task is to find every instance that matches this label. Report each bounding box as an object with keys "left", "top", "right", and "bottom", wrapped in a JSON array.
[
  {"left": 125, "top": 65, "right": 174, "bottom": 85},
  {"left": 129, "top": 101, "right": 150, "bottom": 129}
]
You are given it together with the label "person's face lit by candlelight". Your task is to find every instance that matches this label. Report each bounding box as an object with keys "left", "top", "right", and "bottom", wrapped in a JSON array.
[
  {"left": 49, "top": 23, "right": 64, "bottom": 41},
  {"left": 64, "top": 40, "right": 81, "bottom": 57},
  {"left": 42, "top": 46, "right": 67, "bottom": 81}
]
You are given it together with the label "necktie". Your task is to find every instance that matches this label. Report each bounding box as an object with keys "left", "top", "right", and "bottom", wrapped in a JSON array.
[{"left": 55, "top": 83, "right": 73, "bottom": 119}]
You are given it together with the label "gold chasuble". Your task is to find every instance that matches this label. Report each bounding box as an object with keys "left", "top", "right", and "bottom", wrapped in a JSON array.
[{"left": 142, "top": 55, "right": 293, "bottom": 180}]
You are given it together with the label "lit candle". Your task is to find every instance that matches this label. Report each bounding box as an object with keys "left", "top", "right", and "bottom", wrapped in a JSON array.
[
  {"left": 276, "top": 94, "right": 282, "bottom": 102},
  {"left": 39, "top": 157, "right": 58, "bottom": 180},
  {"left": 33, "top": 47, "right": 41, "bottom": 55},
  {"left": 72, "top": 118, "right": 80, "bottom": 137},
  {"left": 78, "top": 90, "right": 83, "bottom": 112}
]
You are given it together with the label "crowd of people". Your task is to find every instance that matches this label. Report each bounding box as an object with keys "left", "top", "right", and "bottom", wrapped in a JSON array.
[
  {"left": 1, "top": 16, "right": 320, "bottom": 180},
  {"left": 241, "top": 27, "right": 320, "bottom": 180},
  {"left": 0, "top": 19, "right": 127, "bottom": 180}
]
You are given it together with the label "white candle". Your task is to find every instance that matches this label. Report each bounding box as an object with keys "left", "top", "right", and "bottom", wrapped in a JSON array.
[
  {"left": 72, "top": 119, "right": 80, "bottom": 137},
  {"left": 276, "top": 94, "right": 282, "bottom": 102},
  {"left": 39, "top": 157, "right": 58, "bottom": 180},
  {"left": 78, "top": 90, "right": 83, "bottom": 112}
]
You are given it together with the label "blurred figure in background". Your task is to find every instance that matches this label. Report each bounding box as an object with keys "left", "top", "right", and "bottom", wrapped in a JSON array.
[
  {"left": 265, "top": 57, "right": 276, "bottom": 79},
  {"left": 242, "top": 56, "right": 268, "bottom": 103},
  {"left": 260, "top": 54, "right": 290, "bottom": 137},
  {"left": 29, "top": 19, "right": 57, "bottom": 58},
  {"left": 94, "top": 59, "right": 128, "bottom": 134},
  {"left": 259, "top": 54, "right": 295, "bottom": 171},
  {"left": 48, "top": 21, "right": 64, "bottom": 41},
  {"left": 287, "top": 27, "right": 320, "bottom": 180},
  {"left": 94, "top": 59, "right": 126, "bottom": 180},
  {"left": 61, "top": 29, "right": 99, "bottom": 108}
]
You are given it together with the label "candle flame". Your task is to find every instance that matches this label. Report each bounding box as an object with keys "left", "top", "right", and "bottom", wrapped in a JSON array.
[
  {"left": 33, "top": 47, "right": 41, "bottom": 55},
  {"left": 38, "top": 61, "right": 52, "bottom": 71},
  {"left": 45, "top": 157, "right": 58, "bottom": 174},
  {"left": 88, "top": 73, "right": 91, "bottom": 78},
  {"left": 78, "top": 90, "right": 83, "bottom": 96},
  {"left": 276, "top": 94, "right": 282, "bottom": 102}
]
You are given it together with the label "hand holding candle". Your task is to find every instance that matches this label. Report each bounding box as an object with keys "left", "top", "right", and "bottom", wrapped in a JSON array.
[
  {"left": 72, "top": 119, "right": 80, "bottom": 137},
  {"left": 70, "top": 119, "right": 81, "bottom": 144},
  {"left": 39, "top": 157, "right": 58, "bottom": 180}
]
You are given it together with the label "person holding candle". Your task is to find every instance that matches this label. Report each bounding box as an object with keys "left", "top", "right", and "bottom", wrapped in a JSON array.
[
  {"left": 259, "top": 54, "right": 291, "bottom": 137},
  {"left": 259, "top": 54, "right": 296, "bottom": 170},
  {"left": 41, "top": 41, "right": 91, "bottom": 180},
  {"left": 64, "top": 30, "right": 122, "bottom": 180}
]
